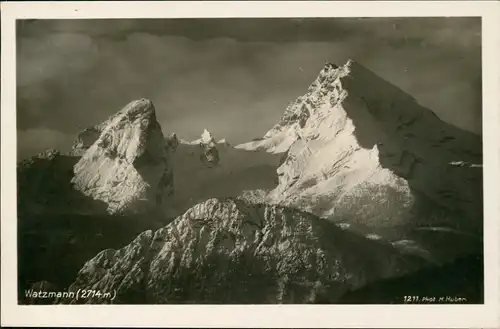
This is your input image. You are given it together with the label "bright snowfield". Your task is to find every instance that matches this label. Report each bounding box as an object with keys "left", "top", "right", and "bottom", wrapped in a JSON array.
[{"left": 17, "top": 59, "right": 483, "bottom": 304}]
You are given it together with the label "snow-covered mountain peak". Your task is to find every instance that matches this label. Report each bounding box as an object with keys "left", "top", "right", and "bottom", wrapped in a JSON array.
[
  {"left": 238, "top": 59, "right": 483, "bottom": 262},
  {"left": 201, "top": 128, "right": 216, "bottom": 146},
  {"left": 179, "top": 129, "right": 220, "bottom": 147},
  {"left": 71, "top": 98, "right": 174, "bottom": 214},
  {"left": 262, "top": 60, "right": 356, "bottom": 140},
  {"left": 236, "top": 59, "right": 359, "bottom": 153}
]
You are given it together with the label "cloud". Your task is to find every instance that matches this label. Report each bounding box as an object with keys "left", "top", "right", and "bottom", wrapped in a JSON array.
[
  {"left": 17, "top": 32, "right": 100, "bottom": 87},
  {"left": 18, "top": 17, "right": 480, "bottom": 48},
  {"left": 16, "top": 18, "right": 482, "bottom": 158}
]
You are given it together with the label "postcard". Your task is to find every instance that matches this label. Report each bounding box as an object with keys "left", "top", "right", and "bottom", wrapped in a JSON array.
[{"left": 1, "top": 1, "right": 499, "bottom": 328}]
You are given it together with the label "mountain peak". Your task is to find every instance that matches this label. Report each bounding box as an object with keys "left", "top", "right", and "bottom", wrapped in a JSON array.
[
  {"left": 71, "top": 99, "right": 173, "bottom": 214},
  {"left": 345, "top": 58, "right": 357, "bottom": 67},
  {"left": 108, "top": 98, "right": 157, "bottom": 131},
  {"left": 71, "top": 98, "right": 157, "bottom": 156},
  {"left": 323, "top": 62, "right": 339, "bottom": 70},
  {"left": 263, "top": 58, "right": 423, "bottom": 141},
  {"left": 178, "top": 129, "right": 220, "bottom": 147},
  {"left": 201, "top": 129, "right": 215, "bottom": 145},
  {"left": 321, "top": 59, "right": 358, "bottom": 74},
  {"left": 263, "top": 60, "right": 353, "bottom": 138},
  {"left": 249, "top": 60, "right": 482, "bottom": 253}
]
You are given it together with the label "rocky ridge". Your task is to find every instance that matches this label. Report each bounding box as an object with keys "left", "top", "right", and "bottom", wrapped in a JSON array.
[{"left": 64, "top": 197, "right": 425, "bottom": 304}]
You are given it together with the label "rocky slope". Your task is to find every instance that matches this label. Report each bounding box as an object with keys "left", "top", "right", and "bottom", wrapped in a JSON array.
[
  {"left": 71, "top": 98, "right": 174, "bottom": 215},
  {"left": 63, "top": 198, "right": 425, "bottom": 304},
  {"left": 237, "top": 60, "right": 483, "bottom": 263}
]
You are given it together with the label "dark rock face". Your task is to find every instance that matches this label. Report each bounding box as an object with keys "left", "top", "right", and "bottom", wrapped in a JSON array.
[
  {"left": 17, "top": 148, "right": 107, "bottom": 301},
  {"left": 17, "top": 149, "right": 97, "bottom": 215},
  {"left": 64, "top": 198, "right": 425, "bottom": 304},
  {"left": 338, "top": 253, "right": 484, "bottom": 304},
  {"left": 165, "top": 133, "right": 180, "bottom": 152},
  {"left": 200, "top": 144, "right": 220, "bottom": 167},
  {"left": 18, "top": 210, "right": 169, "bottom": 305}
]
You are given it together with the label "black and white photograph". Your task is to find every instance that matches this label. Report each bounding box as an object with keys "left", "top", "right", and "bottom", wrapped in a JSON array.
[{"left": 2, "top": 1, "right": 500, "bottom": 328}]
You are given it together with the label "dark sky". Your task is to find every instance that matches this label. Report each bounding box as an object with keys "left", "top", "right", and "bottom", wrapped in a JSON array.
[{"left": 17, "top": 17, "right": 481, "bottom": 159}]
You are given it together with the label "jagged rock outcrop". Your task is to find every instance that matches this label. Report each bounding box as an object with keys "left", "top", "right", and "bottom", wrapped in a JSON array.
[
  {"left": 64, "top": 198, "right": 425, "bottom": 304},
  {"left": 71, "top": 98, "right": 174, "bottom": 214},
  {"left": 165, "top": 133, "right": 179, "bottom": 152},
  {"left": 195, "top": 129, "right": 220, "bottom": 167},
  {"left": 237, "top": 59, "right": 483, "bottom": 262}
]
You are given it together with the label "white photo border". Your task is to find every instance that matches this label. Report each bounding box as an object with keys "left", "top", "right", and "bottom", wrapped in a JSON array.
[{"left": 2, "top": 1, "right": 499, "bottom": 328}]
